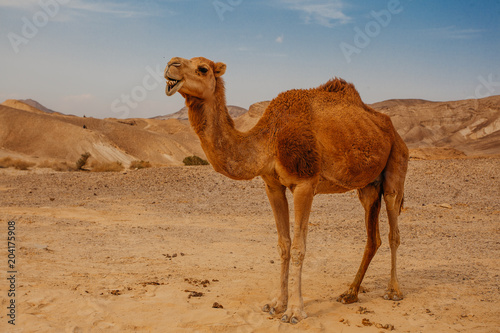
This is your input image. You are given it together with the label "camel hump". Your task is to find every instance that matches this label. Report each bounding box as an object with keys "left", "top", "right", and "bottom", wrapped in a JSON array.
[{"left": 316, "top": 78, "right": 363, "bottom": 105}]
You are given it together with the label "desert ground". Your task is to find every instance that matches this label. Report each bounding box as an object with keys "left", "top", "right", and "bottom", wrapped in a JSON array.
[{"left": 0, "top": 157, "right": 499, "bottom": 332}]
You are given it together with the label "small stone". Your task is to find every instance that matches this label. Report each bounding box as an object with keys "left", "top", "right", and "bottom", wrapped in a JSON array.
[
  {"left": 362, "top": 318, "right": 372, "bottom": 326},
  {"left": 212, "top": 302, "right": 223, "bottom": 309}
]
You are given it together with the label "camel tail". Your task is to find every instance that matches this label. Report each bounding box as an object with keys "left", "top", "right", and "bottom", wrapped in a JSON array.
[{"left": 399, "top": 195, "right": 405, "bottom": 215}]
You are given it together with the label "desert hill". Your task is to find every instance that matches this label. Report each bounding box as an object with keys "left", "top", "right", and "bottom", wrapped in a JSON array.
[
  {"left": 0, "top": 102, "right": 206, "bottom": 167},
  {"left": 231, "top": 97, "right": 500, "bottom": 158},
  {"left": 2, "top": 99, "right": 52, "bottom": 115},
  {"left": 154, "top": 105, "right": 247, "bottom": 121},
  {"left": 1, "top": 95, "right": 499, "bottom": 169},
  {"left": 370, "top": 96, "right": 500, "bottom": 156},
  {"left": 21, "top": 98, "right": 58, "bottom": 114}
]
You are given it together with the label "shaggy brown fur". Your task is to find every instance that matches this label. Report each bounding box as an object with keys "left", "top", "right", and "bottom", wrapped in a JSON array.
[{"left": 164, "top": 57, "right": 409, "bottom": 324}]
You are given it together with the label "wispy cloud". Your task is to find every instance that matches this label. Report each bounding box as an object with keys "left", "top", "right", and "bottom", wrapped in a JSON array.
[
  {"left": 277, "top": 0, "right": 351, "bottom": 28},
  {"left": 276, "top": 34, "right": 284, "bottom": 43},
  {"left": 66, "top": 1, "right": 149, "bottom": 18},
  {"left": 0, "top": 0, "right": 169, "bottom": 19},
  {"left": 424, "top": 25, "right": 484, "bottom": 40},
  {"left": 0, "top": 0, "right": 39, "bottom": 10}
]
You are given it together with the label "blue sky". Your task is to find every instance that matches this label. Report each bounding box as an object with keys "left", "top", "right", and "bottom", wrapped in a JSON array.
[{"left": 0, "top": 0, "right": 499, "bottom": 118}]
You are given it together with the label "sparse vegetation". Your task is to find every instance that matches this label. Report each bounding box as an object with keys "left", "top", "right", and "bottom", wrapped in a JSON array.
[
  {"left": 0, "top": 157, "right": 35, "bottom": 170},
  {"left": 130, "top": 160, "right": 152, "bottom": 170},
  {"left": 76, "top": 152, "right": 91, "bottom": 171},
  {"left": 91, "top": 161, "right": 124, "bottom": 172},
  {"left": 38, "top": 160, "right": 76, "bottom": 171},
  {"left": 0, "top": 157, "right": 13, "bottom": 168},
  {"left": 183, "top": 156, "right": 209, "bottom": 166}
]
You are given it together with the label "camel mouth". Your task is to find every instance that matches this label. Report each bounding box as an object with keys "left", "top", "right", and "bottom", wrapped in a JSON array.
[{"left": 166, "top": 77, "right": 184, "bottom": 96}]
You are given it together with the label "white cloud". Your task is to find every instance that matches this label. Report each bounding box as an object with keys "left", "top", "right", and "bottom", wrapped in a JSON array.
[
  {"left": 278, "top": 0, "right": 351, "bottom": 28},
  {"left": 276, "top": 34, "right": 284, "bottom": 43}
]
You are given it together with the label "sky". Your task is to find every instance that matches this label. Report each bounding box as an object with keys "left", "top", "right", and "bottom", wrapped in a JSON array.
[{"left": 0, "top": 0, "right": 499, "bottom": 119}]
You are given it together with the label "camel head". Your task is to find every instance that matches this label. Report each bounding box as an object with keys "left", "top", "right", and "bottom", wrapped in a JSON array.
[{"left": 164, "top": 57, "right": 226, "bottom": 99}]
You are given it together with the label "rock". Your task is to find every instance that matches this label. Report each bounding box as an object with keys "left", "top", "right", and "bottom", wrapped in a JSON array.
[{"left": 439, "top": 203, "right": 452, "bottom": 209}]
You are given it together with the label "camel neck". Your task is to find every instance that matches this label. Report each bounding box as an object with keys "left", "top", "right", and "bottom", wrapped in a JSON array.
[{"left": 186, "top": 95, "right": 270, "bottom": 180}]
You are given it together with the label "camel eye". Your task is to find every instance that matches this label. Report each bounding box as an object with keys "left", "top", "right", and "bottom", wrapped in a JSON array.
[{"left": 198, "top": 67, "right": 209, "bottom": 74}]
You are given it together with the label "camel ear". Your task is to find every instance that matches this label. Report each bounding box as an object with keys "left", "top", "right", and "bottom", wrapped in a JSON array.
[{"left": 214, "top": 62, "right": 226, "bottom": 77}]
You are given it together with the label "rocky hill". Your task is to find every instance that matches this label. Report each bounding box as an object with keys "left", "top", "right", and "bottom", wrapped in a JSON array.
[
  {"left": 0, "top": 100, "right": 205, "bottom": 167},
  {"left": 231, "top": 97, "right": 500, "bottom": 158},
  {"left": 370, "top": 96, "right": 500, "bottom": 156},
  {"left": 0, "top": 95, "right": 498, "bottom": 169},
  {"left": 153, "top": 105, "right": 247, "bottom": 121}
]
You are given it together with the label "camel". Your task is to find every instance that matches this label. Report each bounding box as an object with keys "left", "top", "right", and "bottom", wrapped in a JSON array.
[{"left": 164, "top": 57, "right": 409, "bottom": 324}]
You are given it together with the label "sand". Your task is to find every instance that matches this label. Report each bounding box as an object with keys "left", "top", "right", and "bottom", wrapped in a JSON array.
[{"left": 0, "top": 158, "right": 499, "bottom": 332}]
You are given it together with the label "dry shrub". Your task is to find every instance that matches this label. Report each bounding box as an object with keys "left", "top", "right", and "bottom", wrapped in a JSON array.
[
  {"left": 76, "top": 152, "right": 91, "bottom": 170},
  {"left": 13, "top": 160, "right": 35, "bottom": 170},
  {"left": 130, "top": 160, "right": 152, "bottom": 170},
  {"left": 0, "top": 157, "right": 35, "bottom": 170},
  {"left": 0, "top": 157, "right": 13, "bottom": 168},
  {"left": 39, "top": 160, "right": 76, "bottom": 172},
  {"left": 183, "top": 156, "right": 209, "bottom": 166},
  {"left": 91, "top": 161, "right": 124, "bottom": 172}
]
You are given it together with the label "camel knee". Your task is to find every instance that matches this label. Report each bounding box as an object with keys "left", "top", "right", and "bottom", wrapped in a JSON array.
[
  {"left": 389, "top": 230, "right": 400, "bottom": 249},
  {"left": 384, "top": 192, "right": 398, "bottom": 211},
  {"left": 277, "top": 240, "right": 291, "bottom": 260},
  {"left": 290, "top": 248, "right": 305, "bottom": 267}
]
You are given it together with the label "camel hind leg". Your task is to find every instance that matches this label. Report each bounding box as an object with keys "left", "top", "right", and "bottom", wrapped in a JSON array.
[
  {"left": 382, "top": 137, "right": 409, "bottom": 301},
  {"left": 337, "top": 182, "right": 382, "bottom": 304}
]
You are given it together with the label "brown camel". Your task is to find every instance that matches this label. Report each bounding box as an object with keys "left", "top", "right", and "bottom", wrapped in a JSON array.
[{"left": 164, "top": 57, "right": 409, "bottom": 324}]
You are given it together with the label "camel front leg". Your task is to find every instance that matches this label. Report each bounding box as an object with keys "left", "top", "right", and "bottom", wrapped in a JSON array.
[
  {"left": 262, "top": 179, "right": 290, "bottom": 315},
  {"left": 281, "top": 182, "right": 314, "bottom": 324}
]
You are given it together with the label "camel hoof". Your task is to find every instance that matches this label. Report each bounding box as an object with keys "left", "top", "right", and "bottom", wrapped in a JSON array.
[
  {"left": 384, "top": 292, "right": 403, "bottom": 301},
  {"left": 281, "top": 307, "right": 307, "bottom": 324},
  {"left": 262, "top": 304, "right": 270, "bottom": 312},
  {"left": 337, "top": 293, "right": 359, "bottom": 304}
]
